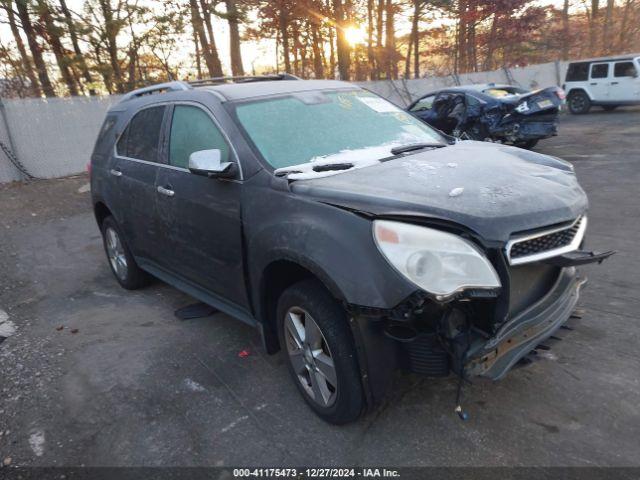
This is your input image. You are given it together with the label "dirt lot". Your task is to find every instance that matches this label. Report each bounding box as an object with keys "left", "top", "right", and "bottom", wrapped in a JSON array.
[{"left": 1, "top": 108, "right": 639, "bottom": 467}]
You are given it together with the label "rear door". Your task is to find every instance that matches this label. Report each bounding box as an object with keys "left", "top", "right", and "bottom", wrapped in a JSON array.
[
  {"left": 610, "top": 61, "right": 639, "bottom": 102},
  {"left": 112, "top": 105, "right": 168, "bottom": 260},
  {"left": 155, "top": 102, "right": 249, "bottom": 309},
  {"left": 589, "top": 63, "right": 611, "bottom": 101}
]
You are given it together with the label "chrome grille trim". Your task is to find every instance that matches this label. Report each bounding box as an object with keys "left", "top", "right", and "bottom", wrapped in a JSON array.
[{"left": 506, "top": 216, "right": 587, "bottom": 266}]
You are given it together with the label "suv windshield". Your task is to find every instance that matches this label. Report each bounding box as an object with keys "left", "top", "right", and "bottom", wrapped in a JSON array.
[{"left": 235, "top": 90, "right": 444, "bottom": 170}]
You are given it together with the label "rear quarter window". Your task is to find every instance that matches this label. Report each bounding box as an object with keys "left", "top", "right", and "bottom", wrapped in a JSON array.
[
  {"left": 566, "top": 62, "right": 590, "bottom": 82},
  {"left": 614, "top": 61, "right": 637, "bottom": 77},
  {"left": 92, "top": 115, "right": 117, "bottom": 157}
]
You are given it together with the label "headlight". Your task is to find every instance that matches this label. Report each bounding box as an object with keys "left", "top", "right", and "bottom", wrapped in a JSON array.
[{"left": 373, "top": 220, "right": 501, "bottom": 300}]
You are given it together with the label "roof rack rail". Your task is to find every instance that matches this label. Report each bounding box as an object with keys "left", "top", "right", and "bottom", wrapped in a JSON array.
[
  {"left": 188, "top": 73, "right": 300, "bottom": 87},
  {"left": 119, "top": 81, "right": 192, "bottom": 103}
]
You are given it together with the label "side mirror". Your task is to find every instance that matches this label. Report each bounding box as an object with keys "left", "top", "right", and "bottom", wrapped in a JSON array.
[{"left": 188, "top": 149, "right": 236, "bottom": 178}]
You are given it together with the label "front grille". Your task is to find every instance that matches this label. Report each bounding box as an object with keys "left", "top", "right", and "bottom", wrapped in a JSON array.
[{"left": 507, "top": 216, "right": 585, "bottom": 265}]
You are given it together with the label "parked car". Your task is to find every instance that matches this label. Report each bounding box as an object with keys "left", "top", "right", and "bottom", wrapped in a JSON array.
[
  {"left": 407, "top": 84, "right": 564, "bottom": 149},
  {"left": 564, "top": 54, "right": 640, "bottom": 114},
  {"left": 91, "top": 76, "right": 612, "bottom": 424}
]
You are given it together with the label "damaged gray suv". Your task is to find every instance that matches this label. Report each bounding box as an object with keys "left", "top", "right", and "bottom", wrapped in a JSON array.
[{"left": 91, "top": 76, "right": 612, "bottom": 424}]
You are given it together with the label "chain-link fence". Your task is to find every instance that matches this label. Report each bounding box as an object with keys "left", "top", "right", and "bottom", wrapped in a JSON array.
[{"left": 0, "top": 61, "right": 568, "bottom": 184}]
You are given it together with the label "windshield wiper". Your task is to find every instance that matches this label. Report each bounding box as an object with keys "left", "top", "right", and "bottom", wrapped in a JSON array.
[
  {"left": 275, "top": 162, "right": 355, "bottom": 178},
  {"left": 390, "top": 142, "right": 447, "bottom": 155}
]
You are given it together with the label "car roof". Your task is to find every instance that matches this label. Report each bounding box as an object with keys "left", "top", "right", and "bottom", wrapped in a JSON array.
[
  {"left": 568, "top": 54, "right": 640, "bottom": 64},
  {"left": 202, "top": 79, "right": 357, "bottom": 101}
]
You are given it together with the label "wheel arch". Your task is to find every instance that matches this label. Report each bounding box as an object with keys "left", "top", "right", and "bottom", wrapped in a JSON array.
[
  {"left": 258, "top": 256, "right": 347, "bottom": 355},
  {"left": 93, "top": 201, "right": 113, "bottom": 229},
  {"left": 566, "top": 87, "right": 592, "bottom": 101}
]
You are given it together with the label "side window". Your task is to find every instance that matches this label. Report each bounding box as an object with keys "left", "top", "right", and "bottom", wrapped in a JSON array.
[
  {"left": 169, "top": 105, "right": 230, "bottom": 169},
  {"left": 116, "top": 106, "right": 166, "bottom": 162},
  {"left": 466, "top": 95, "right": 482, "bottom": 107},
  {"left": 566, "top": 62, "right": 590, "bottom": 82},
  {"left": 410, "top": 95, "right": 435, "bottom": 112},
  {"left": 614, "top": 61, "right": 637, "bottom": 78},
  {"left": 590, "top": 63, "right": 610, "bottom": 79}
]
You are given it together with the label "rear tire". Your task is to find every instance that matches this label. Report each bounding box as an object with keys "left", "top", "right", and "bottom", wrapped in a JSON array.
[
  {"left": 101, "top": 216, "right": 151, "bottom": 290},
  {"left": 602, "top": 105, "right": 618, "bottom": 112},
  {"left": 568, "top": 91, "right": 591, "bottom": 114},
  {"left": 277, "top": 279, "right": 365, "bottom": 424}
]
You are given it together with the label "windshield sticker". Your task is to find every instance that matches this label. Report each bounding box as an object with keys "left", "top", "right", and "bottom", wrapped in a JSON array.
[{"left": 357, "top": 96, "right": 403, "bottom": 113}]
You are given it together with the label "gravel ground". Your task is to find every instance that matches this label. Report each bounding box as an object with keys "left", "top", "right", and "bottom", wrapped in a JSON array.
[{"left": 0, "top": 108, "right": 639, "bottom": 468}]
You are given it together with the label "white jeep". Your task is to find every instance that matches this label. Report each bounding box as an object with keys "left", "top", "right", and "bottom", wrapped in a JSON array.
[{"left": 564, "top": 54, "right": 640, "bottom": 114}]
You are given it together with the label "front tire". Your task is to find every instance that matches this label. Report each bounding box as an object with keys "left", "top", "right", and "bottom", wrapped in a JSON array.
[
  {"left": 277, "top": 279, "right": 365, "bottom": 424},
  {"left": 101, "top": 216, "right": 151, "bottom": 290},
  {"left": 568, "top": 91, "right": 591, "bottom": 114}
]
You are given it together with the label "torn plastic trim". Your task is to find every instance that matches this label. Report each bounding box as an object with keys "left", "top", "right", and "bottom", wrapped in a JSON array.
[
  {"left": 543, "top": 249, "right": 615, "bottom": 267},
  {"left": 466, "top": 268, "right": 585, "bottom": 379}
]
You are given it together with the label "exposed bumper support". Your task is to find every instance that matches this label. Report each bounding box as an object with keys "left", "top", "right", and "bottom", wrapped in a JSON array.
[{"left": 466, "top": 267, "right": 586, "bottom": 380}]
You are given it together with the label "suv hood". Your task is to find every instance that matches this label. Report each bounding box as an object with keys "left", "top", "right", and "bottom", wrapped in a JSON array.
[{"left": 290, "top": 141, "right": 587, "bottom": 243}]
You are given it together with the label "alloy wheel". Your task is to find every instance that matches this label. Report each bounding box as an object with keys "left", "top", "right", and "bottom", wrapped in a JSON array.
[
  {"left": 284, "top": 307, "right": 338, "bottom": 407},
  {"left": 105, "top": 227, "right": 128, "bottom": 280},
  {"left": 570, "top": 95, "right": 586, "bottom": 112}
]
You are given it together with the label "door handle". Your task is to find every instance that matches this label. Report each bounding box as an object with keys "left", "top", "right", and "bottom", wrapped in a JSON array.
[
  {"left": 611, "top": 81, "right": 619, "bottom": 85},
  {"left": 110, "top": 168, "right": 122, "bottom": 177},
  {"left": 157, "top": 185, "right": 175, "bottom": 197},
  {"left": 590, "top": 82, "right": 598, "bottom": 85}
]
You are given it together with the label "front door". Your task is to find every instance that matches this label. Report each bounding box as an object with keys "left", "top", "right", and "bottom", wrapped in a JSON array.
[
  {"left": 589, "top": 63, "right": 611, "bottom": 101},
  {"left": 610, "top": 61, "right": 640, "bottom": 102},
  {"left": 155, "top": 103, "right": 249, "bottom": 309},
  {"left": 112, "top": 105, "right": 167, "bottom": 260}
]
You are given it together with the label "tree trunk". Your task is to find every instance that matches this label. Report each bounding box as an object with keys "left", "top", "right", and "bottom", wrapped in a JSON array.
[
  {"left": 561, "top": 0, "right": 570, "bottom": 60},
  {"left": 366, "top": 0, "right": 375, "bottom": 79},
  {"left": 456, "top": 0, "right": 467, "bottom": 74},
  {"left": 38, "top": 1, "right": 79, "bottom": 96},
  {"left": 189, "top": 0, "right": 223, "bottom": 77},
  {"left": 333, "top": 0, "right": 350, "bottom": 80},
  {"left": 4, "top": 0, "right": 41, "bottom": 96},
  {"left": 328, "top": 21, "right": 336, "bottom": 77},
  {"left": 98, "top": 0, "right": 124, "bottom": 93},
  {"left": 404, "top": 34, "right": 412, "bottom": 79},
  {"left": 225, "top": 0, "right": 244, "bottom": 76},
  {"left": 199, "top": 0, "right": 224, "bottom": 76},
  {"left": 58, "top": 0, "right": 93, "bottom": 90},
  {"left": 483, "top": 13, "right": 498, "bottom": 70},
  {"left": 310, "top": 22, "right": 324, "bottom": 78},
  {"left": 384, "top": 0, "right": 396, "bottom": 79},
  {"left": 15, "top": 0, "right": 56, "bottom": 97},
  {"left": 589, "top": 0, "right": 600, "bottom": 55},
  {"left": 617, "top": 0, "right": 633, "bottom": 51},
  {"left": 193, "top": 28, "right": 202, "bottom": 78},
  {"left": 278, "top": 6, "right": 291, "bottom": 73},
  {"left": 412, "top": 0, "right": 420, "bottom": 78},
  {"left": 602, "top": 0, "right": 614, "bottom": 54}
]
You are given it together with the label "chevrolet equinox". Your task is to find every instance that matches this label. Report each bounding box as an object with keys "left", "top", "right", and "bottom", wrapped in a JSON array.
[{"left": 90, "top": 76, "right": 612, "bottom": 424}]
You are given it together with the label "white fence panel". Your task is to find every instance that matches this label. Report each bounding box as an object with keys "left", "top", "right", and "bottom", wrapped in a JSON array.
[{"left": 1, "top": 95, "right": 120, "bottom": 180}]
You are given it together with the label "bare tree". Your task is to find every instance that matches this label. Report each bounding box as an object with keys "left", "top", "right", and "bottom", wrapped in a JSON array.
[{"left": 15, "top": 0, "right": 56, "bottom": 96}]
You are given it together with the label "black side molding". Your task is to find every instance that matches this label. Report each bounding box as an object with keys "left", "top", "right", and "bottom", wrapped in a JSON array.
[{"left": 543, "top": 249, "right": 615, "bottom": 267}]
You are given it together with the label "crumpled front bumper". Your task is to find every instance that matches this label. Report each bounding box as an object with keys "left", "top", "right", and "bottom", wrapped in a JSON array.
[{"left": 466, "top": 267, "right": 585, "bottom": 380}]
